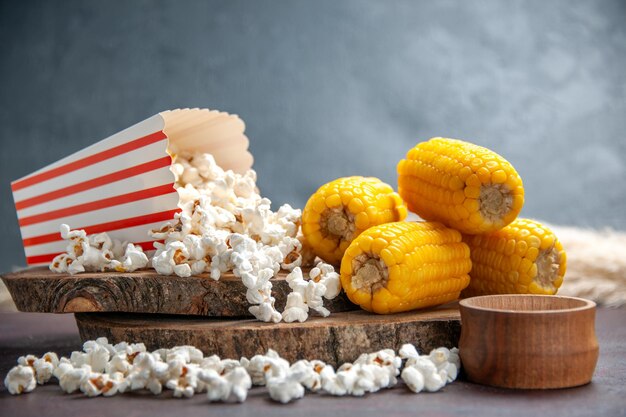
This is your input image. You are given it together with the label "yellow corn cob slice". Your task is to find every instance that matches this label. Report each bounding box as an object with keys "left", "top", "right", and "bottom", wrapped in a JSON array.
[
  {"left": 340, "top": 221, "right": 471, "bottom": 314},
  {"left": 462, "top": 218, "right": 566, "bottom": 297},
  {"left": 302, "top": 176, "right": 407, "bottom": 264},
  {"left": 397, "top": 137, "right": 524, "bottom": 234}
]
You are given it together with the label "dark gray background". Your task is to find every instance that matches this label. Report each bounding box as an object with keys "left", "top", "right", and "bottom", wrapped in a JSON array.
[{"left": 1, "top": 0, "right": 625, "bottom": 271}]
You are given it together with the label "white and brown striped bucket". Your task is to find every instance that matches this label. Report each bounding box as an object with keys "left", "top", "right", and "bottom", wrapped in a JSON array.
[{"left": 12, "top": 108, "right": 253, "bottom": 266}]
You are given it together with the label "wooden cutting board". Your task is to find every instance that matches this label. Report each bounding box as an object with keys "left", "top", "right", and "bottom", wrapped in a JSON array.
[
  {"left": 75, "top": 306, "right": 461, "bottom": 366},
  {"left": 1, "top": 267, "right": 356, "bottom": 317}
]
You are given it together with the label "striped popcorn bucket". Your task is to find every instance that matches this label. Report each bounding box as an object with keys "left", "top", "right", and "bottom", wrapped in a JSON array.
[{"left": 12, "top": 108, "right": 253, "bottom": 266}]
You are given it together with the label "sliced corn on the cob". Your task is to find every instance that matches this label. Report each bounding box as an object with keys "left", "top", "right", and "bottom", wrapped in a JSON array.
[
  {"left": 397, "top": 137, "right": 524, "bottom": 234},
  {"left": 302, "top": 176, "right": 407, "bottom": 264},
  {"left": 340, "top": 221, "right": 471, "bottom": 314},
  {"left": 462, "top": 218, "right": 566, "bottom": 297}
]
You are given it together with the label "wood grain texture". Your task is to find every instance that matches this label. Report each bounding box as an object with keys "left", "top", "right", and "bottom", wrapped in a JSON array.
[
  {"left": 459, "top": 295, "right": 599, "bottom": 389},
  {"left": 1, "top": 267, "right": 356, "bottom": 317},
  {"left": 75, "top": 306, "right": 461, "bottom": 366}
]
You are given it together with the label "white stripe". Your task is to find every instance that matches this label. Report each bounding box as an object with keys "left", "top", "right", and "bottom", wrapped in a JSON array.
[
  {"left": 17, "top": 166, "right": 175, "bottom": 218},
  {"left": 25, "top": 241, "right": 69, "bottom": 258},
  {"left": 12, "top": 115, "right": 165, "bottom": 184},
  {"left": 21, "top": 194, "right": 179, "bottom": 240},
  {"left": 23, "top": 222, "right": 169, "bottom": 257},
  {"left": 13, "top": 139, "right": 170, "bottom": 203},
  {"left": 27, "top": 250, "right": 157, "bottom": 267}
]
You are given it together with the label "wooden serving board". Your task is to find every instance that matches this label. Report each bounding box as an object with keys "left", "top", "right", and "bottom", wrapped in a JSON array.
[
  {"left": 75, "top": 306, "right": 461, "bottom": 366},
  {"left": 1, "top": 267, "right": 356, "bottom": 317}
]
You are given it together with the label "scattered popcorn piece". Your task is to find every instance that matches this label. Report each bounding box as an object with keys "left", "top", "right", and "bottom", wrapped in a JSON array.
[
  {"left": 429, "top": 347, "right": 451, "bottom": 366},
  {"left": 346, "top": 365, "right": 377, "bottom": 396},
  {"left": 165, "top": 362, "right": 200, "bottom": 398},
  {"left": 106, "top": 354, "right": 131, "bottom": 376},
  {"left": 398, "top": 343, "right": 419, "bottom": 360},
  {"left": 17, "top": 354, "right": 38, "bottom": 367},
  {"left": 240, "top": 349, "right": 290, "bottom": 386},
  {"left": 152, "top": 241, "right": 192, "bottom": 277},
  {"left": 167, "top": 345, "right": 204, "bottom": 364},
  {"left": 319, "top": 365, "right": 348, "bottom": 396},
  {"left": 286, "top": 267, "right": 331, "bottom": 317},
  {"left": 52, "top": 358, "right": 73, "bottom": 381},
  {"left": 223, "top": 366, "right": 253, "bottom": 402},
  {"left": 59, "top": 365, "right": 91, "bottom": 394},
  {"left": 118, "top": 352, "right": 168, "bottom": 395},
  {"left": 429, "top": 347, "right": 458, "bottom": 383},
  {"left": 336, "top": 364, "right": 388, "bottom": 395},
  {"left": 106, "top": 343, "right": 146, "bottom": 376},
  {"left": 81, "top": 371, "right": 120, "bottom": 397},
  {"left": 198, "top": 355, "right": 222, "bottom": 371},
  {"left": 267, "top": 373, "right": 305, "bottom": 404},
  {"left": 410, "top": 357, "right": 446, "bottom": 392},
  {"left": 216, "top": 359, "right": 243, "bottom": 375},
  {"left": 120, "top": 243, "right": 149, "bottom": 272},
  {"left": 249, "top": 300, "right": 283, "bottom": 323},
  {"left": 331, "top": 362, "right": 395, "bottom": 396},
  {"left": 354, "top": 348, "right": 401, "bottom": 368},
  {"left": 92, "top": 337, "right": 116, "bottom": 355},
  {"left": 289, "top": 360, "right": 324, "bottom": 391},
  {"left": 400, "top": 345, "right": 458, "bottom": 393},
  {"left": 309, "top": 262, "right": 342, "bottom": 299},
  {"left": 49, "top": 253, "right": 73, "bottom": 273},
  {"left": 401, "top": 366, "right": 425, "bottom": 393},
  {"left": 278, "top": 237, "right": 303, "bottom": 271},
  {"left": 197, "top": 368, "right": 229, "bottom": 401},
  {"left": 71, "top": 340, "right": 111, "bottom": 373},
  {"left": 33, "top": 352, "right": 59, "bottom": 384},
  {"left": 282, "top": 292, "right": 309, "bottom": 323},
  {"left": 199, "top": 366, "right": 252, "bottom": 403},
  {"left": 353, "top": 348, "right": 402, "bottom": 386},
  {"left": 4, "top": 365, "right": 36, "bottom": 395},
  {"left": 440, "top": 362, "right": 458, "bottom": 383}
]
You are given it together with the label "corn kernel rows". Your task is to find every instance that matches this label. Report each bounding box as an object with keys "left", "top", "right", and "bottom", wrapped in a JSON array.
[
  {"left": 341, "top": 222, "right": 471, "bottom": 314},
  {"left": 397, "top": 138, "right": 524, "bottom": 234},
  {"left": 302, "top": 176, "right": 407, "bottom": 264},
  {"left": 462, "top": 218, "right": 566, "bottom": 297}
]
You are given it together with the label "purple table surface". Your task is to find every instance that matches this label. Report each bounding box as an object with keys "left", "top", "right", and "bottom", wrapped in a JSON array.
[{"left": 1, "top": 308, "right": 625, "bottom": 417}]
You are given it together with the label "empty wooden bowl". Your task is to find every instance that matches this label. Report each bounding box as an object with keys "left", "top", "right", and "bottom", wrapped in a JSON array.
[{"left": 459, "top": 295, "right": 598, "bottom": 389}]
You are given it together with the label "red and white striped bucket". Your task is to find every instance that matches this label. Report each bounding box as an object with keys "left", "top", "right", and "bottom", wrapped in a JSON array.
[{"left": 12, "top": 108, "right": 253, "bottom": 266}]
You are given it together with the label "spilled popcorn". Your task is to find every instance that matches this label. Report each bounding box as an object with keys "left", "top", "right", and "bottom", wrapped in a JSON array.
[
  {"left": 4, "top": 338, "right": 460, "bottom": 402},
  {"left": 49, "top": 152, "right": 340, "bottom": 323},
  {"left": 50, "top": 225, "right": 149, "bottom": 275}
]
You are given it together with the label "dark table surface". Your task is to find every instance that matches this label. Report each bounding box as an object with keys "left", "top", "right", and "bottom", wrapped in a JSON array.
[{"left": 1, "top": 308, "right": 625, "bottom": 417}]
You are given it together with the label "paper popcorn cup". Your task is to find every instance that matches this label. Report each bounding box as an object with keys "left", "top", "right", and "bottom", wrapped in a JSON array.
[{"left": 12, "top": 108, "right": 253, "bottom": 266}]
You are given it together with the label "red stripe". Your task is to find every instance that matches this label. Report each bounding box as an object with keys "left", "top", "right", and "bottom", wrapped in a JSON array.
[
  {"left": 26, "top": 239, "right": 164, "bottom": 265},
  {"left": 26, "top": 253, "right": 64, "bottom": 265},
  {"left": 15, "top": 156, "right": 172, "bottom": 210},
  {"left": 18, "top": 184, "right": 176, "bottom": 227},
  {"left": 22, "top": 209, "right": 180, "bottom": 247},
  {"left": 12, "top": 131, "right": 167, "bottom": 192}
]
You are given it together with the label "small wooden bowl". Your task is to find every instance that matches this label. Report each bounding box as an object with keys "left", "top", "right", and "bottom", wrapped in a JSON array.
[{"left": 459, "top": 295, "right": 598, "bottom": 389}]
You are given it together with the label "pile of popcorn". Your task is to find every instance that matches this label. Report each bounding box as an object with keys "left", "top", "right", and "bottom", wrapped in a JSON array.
[
  {"left": 49, "top": 152, "right": 341, "bottom": 323},
  {"left": 4, "top": 338, "right": 460, "bottom": 403}
]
